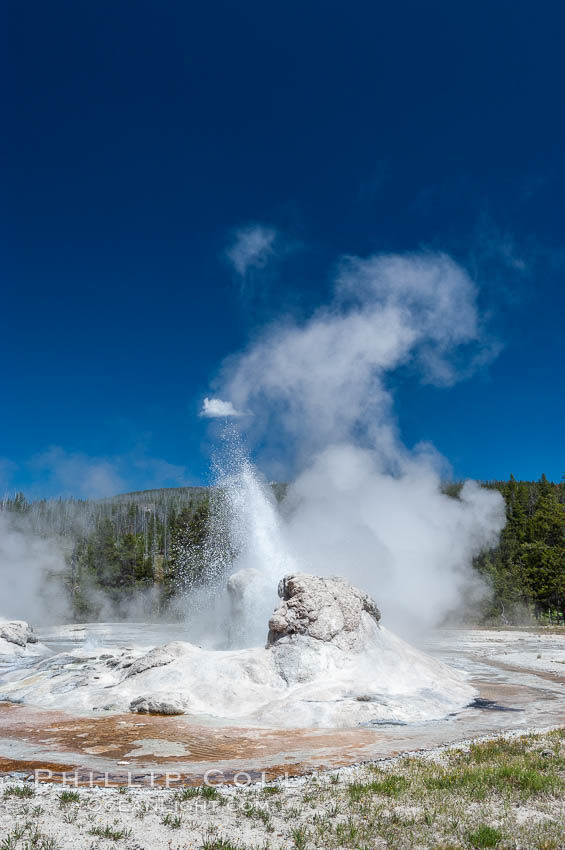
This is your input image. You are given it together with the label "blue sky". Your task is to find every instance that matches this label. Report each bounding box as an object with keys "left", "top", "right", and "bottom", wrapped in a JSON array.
[{"left": 1, "top": 0, "right": 564, "bottom": 498}]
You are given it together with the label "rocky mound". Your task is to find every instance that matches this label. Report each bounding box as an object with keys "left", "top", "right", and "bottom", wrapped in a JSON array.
[
  {"left": 0, "top": 620, "right": 48, "bottom": 656},
  {"left": 268, "top": 573, "right": 380, "bottom": 648},
  {"left": 0, "top": 575, "right": 476, "bottom": 728}
]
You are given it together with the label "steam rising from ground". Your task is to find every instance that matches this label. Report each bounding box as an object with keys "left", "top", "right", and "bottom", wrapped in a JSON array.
[
  {"left": 0, "top": 513, "right": 69, "bottom": 624},
  {"left": 283, "top": 447, "right": 503, "bottom": 633},
  {"left": 205, "top": 250, "right": 506, "bottom": 637},
  {"left": 0, "top": 510, "right": 161, "bottom": 627}
]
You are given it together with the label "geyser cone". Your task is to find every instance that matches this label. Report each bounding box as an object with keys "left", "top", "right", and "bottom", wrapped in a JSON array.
[{"left": 0, "top": 573, "right": 476, "bottom": 728}]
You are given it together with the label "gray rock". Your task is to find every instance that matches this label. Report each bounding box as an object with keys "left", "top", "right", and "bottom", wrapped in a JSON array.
[
  {"left": 129, "top": 695, "right": 187, "bottom": 715},
  {"left": 267, "top": 573, "right": 380, "bottom": 647},
  {"left": 0, "top": 621, "right": 38, "bottom": 648},
  {"left": 123, "top": 646, "right": 176, "bottom": 678}
]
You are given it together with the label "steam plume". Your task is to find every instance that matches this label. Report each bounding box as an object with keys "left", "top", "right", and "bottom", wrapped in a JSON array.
[
  {"left": 0, "top": 513, "right": 69, "bottom": 624},
  {"left": 207, "top": 249, "right": 506, "bottom": 635}
]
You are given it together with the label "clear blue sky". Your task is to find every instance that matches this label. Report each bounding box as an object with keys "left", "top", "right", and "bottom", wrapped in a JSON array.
[{"left": 1, "top": 0, "right": 564, "bottom": 498}]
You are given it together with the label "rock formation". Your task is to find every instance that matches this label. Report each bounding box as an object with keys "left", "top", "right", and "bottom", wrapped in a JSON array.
[
  {"left": 123, "top": 645, "right": 177, "bottom": 678},
  {"left": 0, "top": 620, "right": 48, "bottom": 657},
  {"left": 0, "top": 620, "right": 38, "bottom": 648},
  {"left": 0, "top": 574, "right": 476, "bottom": 727},
  {"left": 129, "top": 695, "right": 187, "bottom": 715},
  {"left": 268, "top": 573, "right": 380, "bottom": 648}
]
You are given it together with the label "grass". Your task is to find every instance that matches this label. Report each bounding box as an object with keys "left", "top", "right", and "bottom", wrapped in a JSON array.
[
  {"left": 0, "top": 728, "right": 563, "bottom": 850},
  {"left": 200, "top": 785, "right": 220, "bottom": 800},
  {"left": 58, "top": 790, "right": 80, "bottom": 805},
  {"left": 347, "top": 773, "right": 409, "bottom": 801},
  {"left": 424, "top": 760, "right": 559, "bottom": 798},
  {"left": 261, "top": 785, "right": 282, "bottom": 796},
  {"left": 291, "top": 825, "right": 308, "bottom": 850},
  {"left": 174, "top": 784, "right": 220, "bottom": 802},
  {"left": 161, "top": 813, "right": 182, "bottom": 828},
  {"left": 173, "top": 786, "right": 201, "bottom": 801},
  {"left": 89, "top": 824, "right": 132, "bottom": 840},
  {"left": 3, "top": 785, "right": 35, "bottom": 799},
  {"left": 242, "top": 802, "right": 272, "bottom": 828},
  {"left": 296, "top": 730, "right": 564, "bottom": 849},
  {"left": 0, "top": 824, "right": 59, "bottom": 850},
  {"left": 467, "top": 824, "right": 503, "bottom": 848},
  {"left": 467, "top": 738, "right": 529, "bottom": 763},
  {"left": 335, "top": 817, "right": 362, "bottom": 845}
]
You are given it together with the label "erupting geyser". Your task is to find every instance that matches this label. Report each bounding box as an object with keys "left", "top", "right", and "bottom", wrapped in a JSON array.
[
  {"left": 0, "top": 571, "right": 475, "bottom": 728},
  {"left": 0, "top": 250, "right": 507, "bottom": 733}
]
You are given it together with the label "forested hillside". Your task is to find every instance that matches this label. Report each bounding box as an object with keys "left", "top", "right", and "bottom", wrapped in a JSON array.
[
  {"left": 476, "top": 475, "right": 565, "bottom": 624},
  {"left": 1, "top": 477, "right": 563, "bottom": 624},
  {"left": 0, "top": 485, "right": 285, "bottom": 619}
]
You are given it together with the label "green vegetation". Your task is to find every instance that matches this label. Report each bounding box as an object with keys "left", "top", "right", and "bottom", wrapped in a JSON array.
[
  {"left": 200, "top": 784, "right": 221, "bottom": 801},
  {"left": 261, "top": 785, "right": 282, "bottom": 796},
  {"left": 173, "top": 784, "right": 220, "bottom": 802},
  {"left": 476, "top": 475, "right": 565, "bottom": 624},
  {"left": 0, "top": 730, "right": 563, "bottom": 849},
  {"left": 347, "top": 774, "right": 408, "bottom": 800},
  {"left": 291, "top": 825, "right": 308, "bottom": 850},
  {"left": 88, "top": 823, "right": 132, "bottom": 840},
  {"left": 161, "top": 813, "right": 182, "bottom": 828},
  {"left": 1, "top": 486, "right": 218, "bottom": 619},
  {"left": 57, "top": 790, "right": 80, "bottom": 806},
  {"left": 2, "top": 786, "right": 34, "bottom": 799},
  {"left": 466, "top": 825, "right": 503, "bottom": 848},
  {"left": 0, "top": 822, "right": 59, "bottom": 850},
  {"left": 200, "top": 840, "right": 245, "bottom": 850},
  {"left": 265, "top": 729, "right": 565, "bottom": 850}
]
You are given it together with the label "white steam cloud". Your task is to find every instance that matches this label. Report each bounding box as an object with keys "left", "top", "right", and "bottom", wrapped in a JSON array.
[
  {"left": 226, "top": 225, "right": 277, "bottom": 276},
  {"left": 0, "top": 512, "right": 69, "bottom": 624},
  {"left": 223, "top": 252, "right": 496, "bottom": 456},
  {"left": 209, "top": 249, "right": 506, "bottom": 634},
  {"left": 201, "top": 397, "right": 243, "bottom": 418}
]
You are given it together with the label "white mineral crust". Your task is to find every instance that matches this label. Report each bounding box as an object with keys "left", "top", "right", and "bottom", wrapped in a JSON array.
[{"left": 0, "top": 574, "right": 476, "bottom": 727}]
